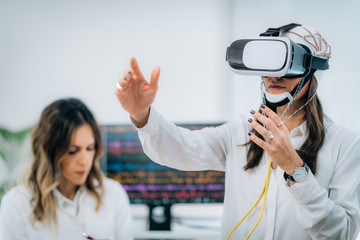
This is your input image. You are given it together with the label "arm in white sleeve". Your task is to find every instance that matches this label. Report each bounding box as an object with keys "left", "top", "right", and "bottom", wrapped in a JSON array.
[
  {"left": 0, "top": 187, "right": 29, "bottom": 240},
  {"left": 288, "top": 128, "right": 360, "bottom": 239},
  {"left": 134, "top": 107, "right": 236, "bottom": 171}
]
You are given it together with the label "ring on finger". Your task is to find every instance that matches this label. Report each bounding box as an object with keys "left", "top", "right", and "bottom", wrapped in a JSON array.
[
  {"left": 116, "top": 82, "right": 128, "bottom": 89},
  {"left": 277, "top": 121, "right": 284, "bottom": 127},
  {"left": 265, "top": 134, "right": 274, "bottom": 143}
]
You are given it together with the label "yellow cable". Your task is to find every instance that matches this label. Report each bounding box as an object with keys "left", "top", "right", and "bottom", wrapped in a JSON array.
[
  {"left": 226, "top": 158, "right": 272, "bottom": 240},
  {"left": 245, "top": 158, "right": 271, "bottom": 239}
]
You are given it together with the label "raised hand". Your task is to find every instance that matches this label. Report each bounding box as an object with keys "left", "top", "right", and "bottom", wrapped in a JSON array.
[
  {"left": 115, "top": 58, "right": 160, "bottom": 127},
  {"left": 247, "top": 105, "right": 304, "bottom": 174}
]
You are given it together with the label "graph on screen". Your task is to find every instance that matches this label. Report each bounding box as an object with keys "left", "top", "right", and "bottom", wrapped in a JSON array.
[{"left": 101, "top": 123, "right": 225, "bottom": 230}]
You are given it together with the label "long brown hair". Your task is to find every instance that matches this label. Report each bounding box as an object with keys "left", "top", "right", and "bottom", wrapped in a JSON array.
[
  {"left": 244, "top": 77, "right": 325, "bottom": 174},
  {"left": 24, "top": 98, "right": 104, "bottom": 227}
]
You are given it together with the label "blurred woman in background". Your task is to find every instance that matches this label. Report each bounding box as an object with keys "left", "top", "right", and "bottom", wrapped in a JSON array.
[{"left": 0, "top": 98, "right": 133, "bottom": 240}]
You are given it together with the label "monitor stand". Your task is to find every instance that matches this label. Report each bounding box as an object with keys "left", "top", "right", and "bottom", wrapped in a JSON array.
[{"left": 148, "top": 204, "right": 172, "bottom": 231}]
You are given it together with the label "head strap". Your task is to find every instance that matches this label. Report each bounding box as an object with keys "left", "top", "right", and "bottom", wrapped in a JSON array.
[
  {"left": 260, "top": 23, "right": 301, "bottom": 37},
  {"left": 260, "top": 23, "right": 329, "bottom": 71}
]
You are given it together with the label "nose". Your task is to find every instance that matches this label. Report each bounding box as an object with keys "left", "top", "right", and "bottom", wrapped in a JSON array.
[{"left": 77, "top": 149, "right": 93, "bottom": 166}]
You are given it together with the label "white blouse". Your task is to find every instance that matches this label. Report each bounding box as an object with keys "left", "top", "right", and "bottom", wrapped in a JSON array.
[
  {"left": 135, "top": 107, "right": 360, "bottom": 240},
  {"left": 0, "top": 177, "right": 134, "bottom": 240}
]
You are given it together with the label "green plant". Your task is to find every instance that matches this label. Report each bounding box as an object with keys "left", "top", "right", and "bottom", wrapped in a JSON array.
[{"left": 0, "top": 127, "right": 32, "bottom": 203}]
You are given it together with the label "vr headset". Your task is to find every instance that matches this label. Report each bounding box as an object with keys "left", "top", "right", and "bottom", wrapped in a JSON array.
[{"left": 225, "top": 24, "right": 329, "bottom": 78}]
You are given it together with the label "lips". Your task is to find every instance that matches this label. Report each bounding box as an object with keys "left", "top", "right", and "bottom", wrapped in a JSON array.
[
  {"left": 268, "top": 84, "right": 285, "bottom": 91},
  {"left": 75, "top": 171, "right": 87, "bottom": 176}
]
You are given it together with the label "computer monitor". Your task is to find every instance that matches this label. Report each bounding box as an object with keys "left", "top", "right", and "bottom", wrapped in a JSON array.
[{"left": 101, "top": 123, "right": 225, "bottom": 231}]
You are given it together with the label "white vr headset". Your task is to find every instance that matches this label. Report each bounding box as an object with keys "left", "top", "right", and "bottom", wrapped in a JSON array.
[
  {"left": 225, "top": 23, "right": 330, "bottom": 107},
  {"left": 225, "top": 37, "right": 329, "bottom": 78}
]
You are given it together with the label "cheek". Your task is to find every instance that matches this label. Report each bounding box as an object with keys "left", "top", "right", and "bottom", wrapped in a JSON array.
[
  {"left": 263, "top": 78, "right": 269, "bottom": 86},
  {"left": 296, "top": 81, "right": 310, "bottom": 97},
  {"left": 89, "top": 151, "right": 96, "bottom": 165},
  {"left": 290, "top": 82, "right": 300, "bottom": 90},
  {"left": 60, "top": 158, "right": 74, "bottom": 176}
]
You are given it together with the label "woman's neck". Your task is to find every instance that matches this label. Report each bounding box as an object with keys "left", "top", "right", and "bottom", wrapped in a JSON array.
[
  {"left": 276, "top": 100, "right": 306, "bottom": 132},
  {"left": 57, "top": 180, "right": 78, "bottom": 200}
]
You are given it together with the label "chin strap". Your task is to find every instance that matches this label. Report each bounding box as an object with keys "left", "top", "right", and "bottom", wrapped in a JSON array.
[
  {"left": 262, "top": 69, "right": 315, "bottom": 109},
  {"left": 263, "top": 84, "right": 295, "bottom": 108}
]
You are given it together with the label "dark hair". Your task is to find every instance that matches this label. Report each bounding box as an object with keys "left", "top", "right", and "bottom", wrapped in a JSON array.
[
  {"left": 244, "top": 77, "right": 325, "bottom": 175},
  {"left": 26, "top": 98, "right": 104, "bottom": 226}
]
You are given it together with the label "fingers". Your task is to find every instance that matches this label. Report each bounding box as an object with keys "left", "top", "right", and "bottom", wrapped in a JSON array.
[
  {"left": 116, "top": 57, "right": 160, "bottom": 95},
  {"left": 116, "top": 78, "right": 128, "bottom": 90},
  {"left": 116, "top": 71, "right": 131, "bottom": 90},
  {"left": 116, "top": 59, "right": 138, "bottom": 91},
  {"left": 248, "top": 116, "right": 274, "bottom": 152},
  {"left": 248, "top": 117, "right": 272, "bottom": 140},
  {"left": 130, "top": 57, "right": 142, "bottom": 76},
  {"left": 129, "top": 57, "right": 159, "bottom": 85},
  {"left": 249, "top": 109, "right": 278, "bottom": 135},
  {"left": 150, "top": 66, "right": 160, "bottom": 88},
  {"left": 248, "top": 131, "right": 267, "bottom": 149},
  {"left": 259, "top": 105, "right": 286, "bottom": 130},
  {"left": 247, "top": 105, "right": 288, "bottom": 148},
  {"left": 250, "top": 106, "right": 286, "bottom": 136}
]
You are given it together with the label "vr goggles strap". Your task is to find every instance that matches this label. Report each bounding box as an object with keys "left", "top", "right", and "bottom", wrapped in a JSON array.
[
  {"left": 260, "top": 23, "right": 301, "bottom": 37},
  {"left": 304, "top": 54, "right": 329, "bottom": 70},
  {"left": 288, "top": 68, "right": 314, "bottom": 96}
]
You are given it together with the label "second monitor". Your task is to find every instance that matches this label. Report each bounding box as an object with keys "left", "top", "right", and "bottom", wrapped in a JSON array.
[{"left": 102, "top": 123, "right": 225, "bottom": 230}]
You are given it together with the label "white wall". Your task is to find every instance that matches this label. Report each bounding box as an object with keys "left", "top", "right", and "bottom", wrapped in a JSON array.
[
  {"left": 0, "top": 0, "right": 230, "bottom": 130},
  {"left": 1, "top": 0, "right": 360, "bottom": 133}
]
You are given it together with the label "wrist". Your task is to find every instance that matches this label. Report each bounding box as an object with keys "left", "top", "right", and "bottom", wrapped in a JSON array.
[
  {"left": 283, "top": 155, "right": 304, "bottom": 175},
  {"left": 284, "top": 162, "right": 304, "bottom": 175},
  {"left": 131, "top": 107, "right": 150, "bottom": 128},
  {"left": 283, "top": 162, "right": 309, "bottom": 184}
]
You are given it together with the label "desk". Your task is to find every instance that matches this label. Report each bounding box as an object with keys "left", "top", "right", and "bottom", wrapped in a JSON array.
[{"left": 131, "top": 204, "right": 222, "bottom": 240}]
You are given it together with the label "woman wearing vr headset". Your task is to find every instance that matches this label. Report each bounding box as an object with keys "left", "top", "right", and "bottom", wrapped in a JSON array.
[{"left": 115, "top": 24, "right": 360, "bottom": 239}]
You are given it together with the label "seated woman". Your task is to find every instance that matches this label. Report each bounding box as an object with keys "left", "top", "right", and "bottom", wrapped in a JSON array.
[{"left": 0, "top": 98, "right": 134, "bottom": 240}]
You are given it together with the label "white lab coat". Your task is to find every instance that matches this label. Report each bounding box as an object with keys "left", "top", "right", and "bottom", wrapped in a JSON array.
[
  {"left": 135, "top": 107, "right": 360, "bottom": 240},
  {"left": 0, "top": 177, "right": 134, "bottom": 240}
]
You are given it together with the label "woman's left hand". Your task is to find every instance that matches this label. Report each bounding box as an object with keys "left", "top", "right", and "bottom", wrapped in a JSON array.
[{"left": 247, "top": 105, "right": 303, "bottom": 174}]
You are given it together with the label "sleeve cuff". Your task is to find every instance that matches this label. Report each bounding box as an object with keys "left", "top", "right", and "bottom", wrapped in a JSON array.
[
  {"left": 287, "top": 171, "right": 322, "bottom": 203},
  {"left": 131, "top": 106, "right": 159, "bottom": 136},
  {"left": 286, "top": 170, "right": 333, "bottom": 228}
]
